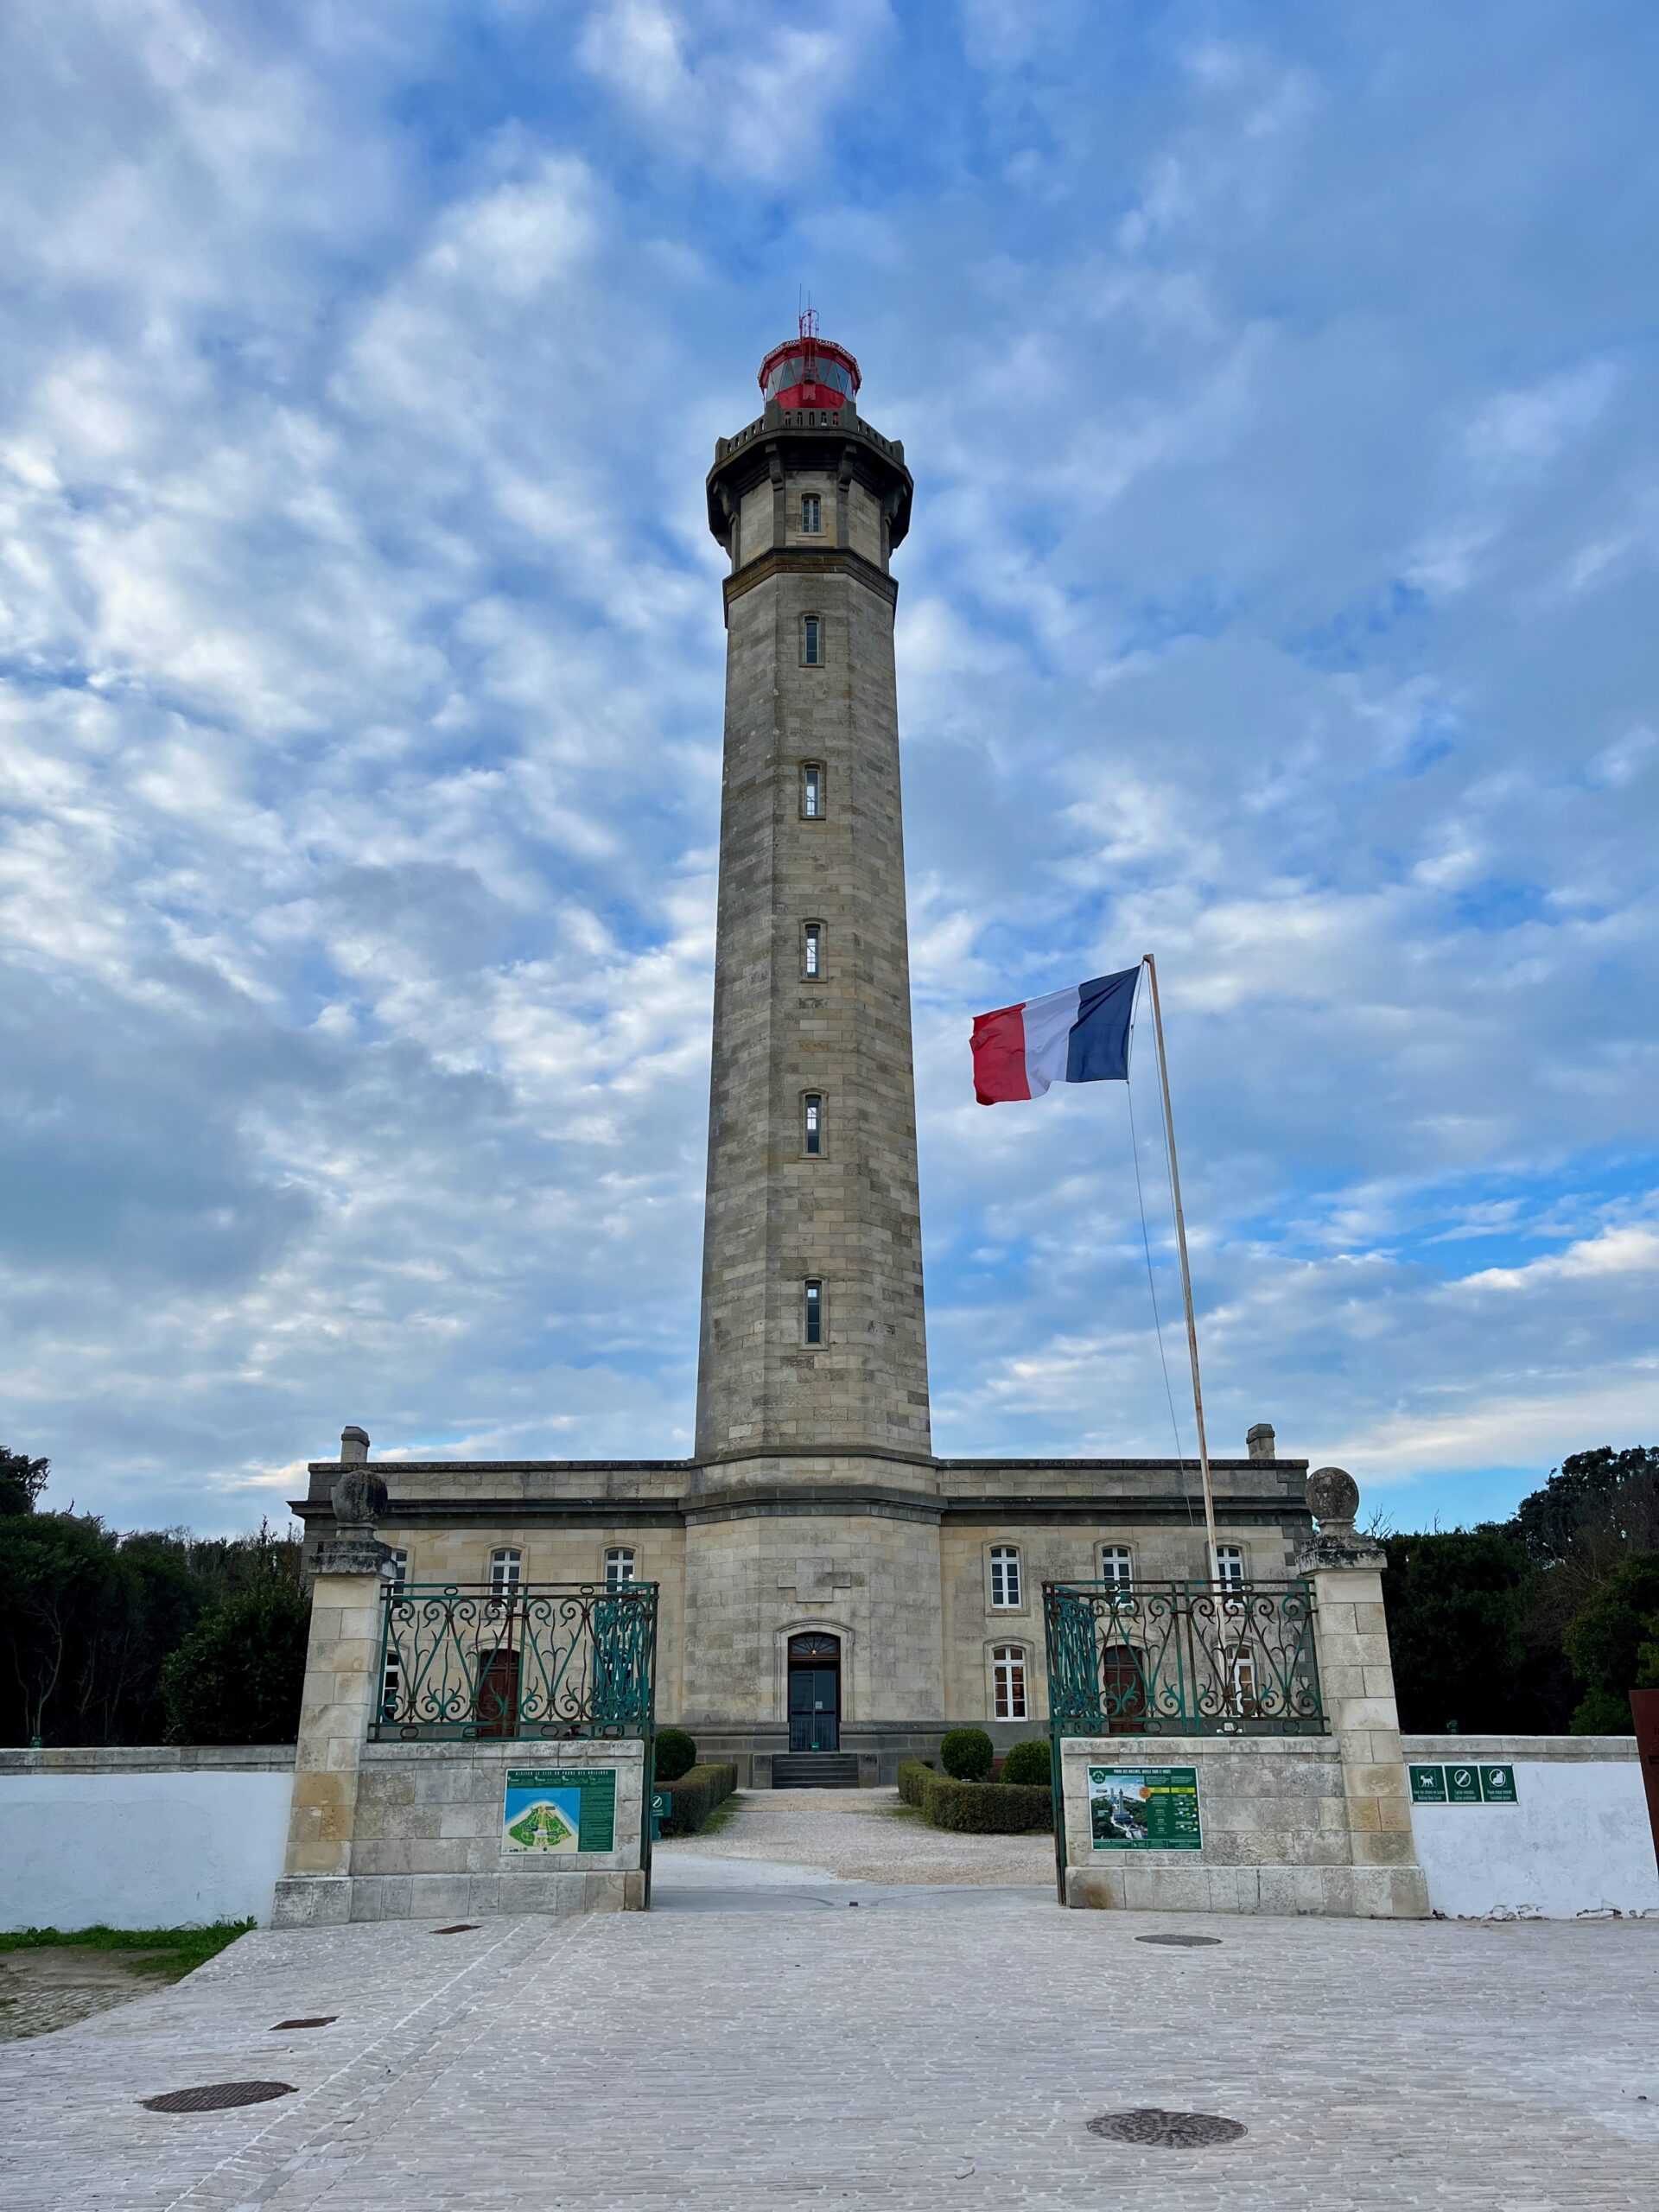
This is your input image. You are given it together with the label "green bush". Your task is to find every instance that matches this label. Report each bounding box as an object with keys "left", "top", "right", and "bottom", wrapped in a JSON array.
[
  {"left": 939, "top": 1725, "right": 994, "bottom": 1780},
  {"left": 1001, "top": 1738, "right": 1052, "bottom": 1788},
  {"left": 159, "top": 1580, "right": 310, "bottom": 1744},
  {"left": 918, "top": 1771, "right": 1052, "bottom": 1834},
  {"left": 896, "top": 1758, "right": 934, "bottom": 1807},
  {"left": 658, "top": 1761, "right": 737, "bottom": 1837},
  {"left": 653, "top": 1728, "right": 698, "bottom": 1782}
]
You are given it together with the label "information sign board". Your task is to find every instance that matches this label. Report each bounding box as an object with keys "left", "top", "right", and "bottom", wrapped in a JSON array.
[
  {"left": 1408, "top": 1764, "right": 1449, "bottom": 1802},
  {"left": 1088, "top": 1766, "right": 1202, "bottom": 1851},
  {"left": 1446, "top": 1764, "right": 1483, "bottom": 1803},
  {"left": 502, "top": 1767, "right": 617, "bottom": 1855},
  {"left": 1478, "top": 1764, "right": 1517, "bottom": 1802},
  {"left": 1407, "top": 1761, "right": 1521, "bottom": 1806}
]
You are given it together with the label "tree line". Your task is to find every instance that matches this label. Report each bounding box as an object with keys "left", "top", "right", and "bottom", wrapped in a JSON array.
[
  {"left": 0, "top": 1449, "right": 309, "bottom": 1745},
  {"left": 1381, "top": 1446, "right": 1659, "bottom": 1733}
]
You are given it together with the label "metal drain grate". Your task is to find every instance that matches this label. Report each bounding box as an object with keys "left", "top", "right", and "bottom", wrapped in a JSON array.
[
  {"left": 142, "top": 2082, "right": 296, "bottom": 2114},
  {"left": 1087, "top": 2108, "right": 1246, "bottom": 2148},
  {"left": 271, "top": 2017, "right": 337, "bottom": 2031},
  {"left": 431, "top": 1923, "right": 480, "bottom": 1935},
  {"left": 1135, "top": 1933, "right": 1223, "bottom": 1948}
]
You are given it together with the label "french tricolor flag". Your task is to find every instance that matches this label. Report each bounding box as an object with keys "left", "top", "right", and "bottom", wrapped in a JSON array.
[{"left": 971, "top": 965, "right": 1141, "bottom": 1104}]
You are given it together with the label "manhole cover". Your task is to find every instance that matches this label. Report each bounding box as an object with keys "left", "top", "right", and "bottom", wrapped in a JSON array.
[
  {"left": 431, "top": 1923, "right": 479, "bottom": 1935},
  {"left": 271, "top": 2017, "right": 336, "bottom": 2031},
  {"left": 142, "top": 2082, "right": 296, "bottom": 2114},
  {"left": 1135, "top": 1934, "right": 1222, "bottom": 1948},
  {"left": 1087, "top": 2108, "right": 1246, "bottom": 2148}
]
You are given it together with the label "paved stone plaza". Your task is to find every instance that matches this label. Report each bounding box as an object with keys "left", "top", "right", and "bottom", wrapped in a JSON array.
[{"left": 1, "top": 1796, "right": 1653, "bottom": 2211}]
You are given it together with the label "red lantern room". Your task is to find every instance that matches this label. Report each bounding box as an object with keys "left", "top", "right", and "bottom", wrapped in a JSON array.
[{"left": 758, "top": 308, "right": 860, "bottom": 414}]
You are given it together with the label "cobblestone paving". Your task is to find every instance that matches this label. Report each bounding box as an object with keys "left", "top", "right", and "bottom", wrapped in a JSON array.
[{"left": 1, "top": 1888, "right": 1654, "bottom": 2210}]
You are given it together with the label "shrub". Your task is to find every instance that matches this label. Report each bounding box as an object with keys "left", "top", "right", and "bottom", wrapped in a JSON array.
[
  {"left": 939, "top": 1725, "right": 994, "bottom": 1780},
  {"left": 896, "top": 1758, "right": 934, "bottom": 1807},
  {"left": 159, "top": 1580, "right": 310, "bottom": 1744},
  {"left": 918, "top": 1771, "right": 1052, "bottom": 1834},
  {"left": 1001, "top": 1738, "right": 1052, "bottom": 1788},
  {"left": 653, "top": 1727, "right": 698, "bottom": 1782},
  {"left": 658, "top": 1761, "right": 737, "bottom": 1837}
]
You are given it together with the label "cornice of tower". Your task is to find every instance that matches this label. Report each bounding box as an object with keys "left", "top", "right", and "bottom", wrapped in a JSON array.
[
  {"left": 720, "top": 543, "right": 899, "bottom": 624},
  {"left": 706, "top": 409, "right": 913, "bottom": 551}
]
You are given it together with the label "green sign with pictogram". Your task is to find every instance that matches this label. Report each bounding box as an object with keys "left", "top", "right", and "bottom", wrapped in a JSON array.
[{"left": 1409, "top": 1761, "right": 1520, "bottom": 1805}]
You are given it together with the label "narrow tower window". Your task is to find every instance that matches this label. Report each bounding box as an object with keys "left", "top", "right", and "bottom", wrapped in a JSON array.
[
  {"left": 801, "top": 493, "right": 822, "bottom": 533},
  {"left": 490, "top": 1548, "right": 522, "bottom": 1595},
  {"left": 1215, "top": 1544, "right": 1245, "bottom": 1589},
  {"left": 804, "top": 1279, "right": 823, "bottom": 1345},
  {"left": 604, "top": 1547, "right": 636, "bottom": 1588},
  {"left": 802, "top": 921, "right": 822, "bottom": 979},
  {"left": 802, "top": 613, "right": 822, "bottom": 664},
  {"left": 801, "top": 762, "right": 824, "bottom": 818},
  {"left": 1100, "top": 1545, "right": 1134, "bottom": 1591},
  {"left": 804, "top": 1094, "right": 823, "bottom": 1154}
]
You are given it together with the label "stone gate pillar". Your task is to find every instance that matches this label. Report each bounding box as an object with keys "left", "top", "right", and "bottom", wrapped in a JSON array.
[
  {"left": 1298, "top": 1466, "right": 1429, "bottom": 1918},
  {"left": 271, "top": 1428, "right": 390, "bottom": 1929}
]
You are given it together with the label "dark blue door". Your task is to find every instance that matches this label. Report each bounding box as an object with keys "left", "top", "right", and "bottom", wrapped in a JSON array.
[{"left": 787, "top": 1635, "right": 840, "bottom": 1751}]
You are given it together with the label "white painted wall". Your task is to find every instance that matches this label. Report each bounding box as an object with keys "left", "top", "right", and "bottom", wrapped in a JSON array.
[
  {"left": 0, "top": 1770, "right": 292, "bottom": 1930},
  {"left": 1408, "top": 1753, "right": 1657, "bottom": 1920}
]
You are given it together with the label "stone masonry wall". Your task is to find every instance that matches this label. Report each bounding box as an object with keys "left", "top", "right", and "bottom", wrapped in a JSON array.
[{"left": 694, "top": 433, "right": 930, "bottom": 1470}]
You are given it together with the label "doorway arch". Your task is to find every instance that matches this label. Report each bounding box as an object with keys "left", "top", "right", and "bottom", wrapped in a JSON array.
[{"left": 787, "top": 1632, "right": 841, "bottom": 1752}]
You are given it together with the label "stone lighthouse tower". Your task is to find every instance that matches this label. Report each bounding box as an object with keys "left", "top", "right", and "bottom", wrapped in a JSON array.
[{"left": 683, "top": 319, "right": 946, "bottom": 1769}]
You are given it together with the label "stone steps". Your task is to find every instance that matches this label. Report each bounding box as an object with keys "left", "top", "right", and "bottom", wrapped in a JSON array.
[{"left": 770, "top": 1753, "right": 861, "bottom": 1789}]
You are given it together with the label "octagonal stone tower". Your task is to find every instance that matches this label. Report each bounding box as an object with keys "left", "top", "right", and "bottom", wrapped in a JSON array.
[
  {"left": 696, "top": 324, "right": 931, "bottom": 1476},
  {"left": 683, "top": 322, "right": 945, "bottom": 1756}
]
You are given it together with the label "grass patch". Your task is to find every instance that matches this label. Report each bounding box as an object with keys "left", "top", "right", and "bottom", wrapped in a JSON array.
[
  {"left": 0, "top": 1923, "right": 253, "bottom": 1981},
  {"left": 695, "top": 1791, "right": 746, "bottom": 1839},
  {"left": 882, "top": 1802, "right": 926, "bottom": 1824}
]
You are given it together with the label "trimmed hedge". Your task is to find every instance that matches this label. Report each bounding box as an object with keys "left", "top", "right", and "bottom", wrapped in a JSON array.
[
  {"left": 939, "top": 1725, "right": 995, "bottom": 1780},
  {"left": 918, "top": 1770, "right": 1052, "bottom": 1834},
  {"left": 1001, "top": 1738, "right": 1052, "bottom": 1788},
  {"left": 658, "top": 1761, "right": 737, "bottom": 1838},
  {"left": 896, "top": 1758, "right": 935, "bottom": 1808},
  {"left": 653, "top": 1728, "right": 698, "bottom": 1783}
]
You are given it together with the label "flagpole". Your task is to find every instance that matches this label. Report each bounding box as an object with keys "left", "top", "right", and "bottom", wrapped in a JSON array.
[{"left": 1141, "top": 953, "right": 1222, "bottom": 1586}]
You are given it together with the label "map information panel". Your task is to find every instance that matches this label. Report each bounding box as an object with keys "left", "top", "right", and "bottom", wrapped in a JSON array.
[
  {"left": 1088, "top": 1766, "right": 1203, "bottom": 1850},
  {"left": 502, "top": 1768, "right": 618, "bottom": 1854}
]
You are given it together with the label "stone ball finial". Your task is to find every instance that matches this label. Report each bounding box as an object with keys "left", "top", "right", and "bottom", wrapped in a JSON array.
[
  {"left": 340, "top": 1425, "right": 371, "bottom": 1464},
  {"left": 1306, "top": 1465, "right": 1360, "bottom": 1533},
  {"left": 1246, "top": 1422, "right": 1276, "bottom": 1462},
  {"left": 331, "top": 1463, "right": 388, "bottom": 1535}
]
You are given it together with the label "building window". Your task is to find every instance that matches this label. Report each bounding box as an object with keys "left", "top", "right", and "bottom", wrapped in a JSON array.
[
  {"left": 381, "top": 1548, "right": 409, "bottom": 1596},
  {"left": 802, "top": 921, "right": 823, "bottom": 979},
  {"left": 801, "top": 762, "right": 824, "bottom": 818},
  {"left": 1215, "top": 1545, "right": 1245, "bottom": 1589},
  {"left": 1100, "top": 1545, "right": 1134, "bottom": 1591},
  {"left": 801, "top": 493, "right": 822, "bottom": 533},
  {"left": 605, "top": 1547, "right": 636, "bottom": 1588},
  {"left": 490, "top": 1548, "right": 522, "bottom": 1595},
  {"left": 992, "top": 1646, "right": 1028, "bottom": 1722},
  {"left": 1228, "top": 1644, "right": 1259, "bottom": 1717},
  {"left": 988, "top": 1545, "right": 1022, "bottom": 1610},
  {"left": 804, "top": 1278, "right": 823, "bottom": 1345},
  {"left": 802, "top": 613, "right": 822, "bottom": 665},
  {"left": 804, "top": 1094, "right": 823, "bottom": 1154}
]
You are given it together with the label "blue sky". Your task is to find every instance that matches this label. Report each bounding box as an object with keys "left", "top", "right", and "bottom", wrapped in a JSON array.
[{"left": 2, "top": 1, "right": 1656, "bottom": 1535}]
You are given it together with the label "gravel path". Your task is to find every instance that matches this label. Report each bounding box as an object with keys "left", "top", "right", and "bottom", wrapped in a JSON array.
[{"left": 654, "top": 1785, "right": 1054, "bottom": 1886}]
